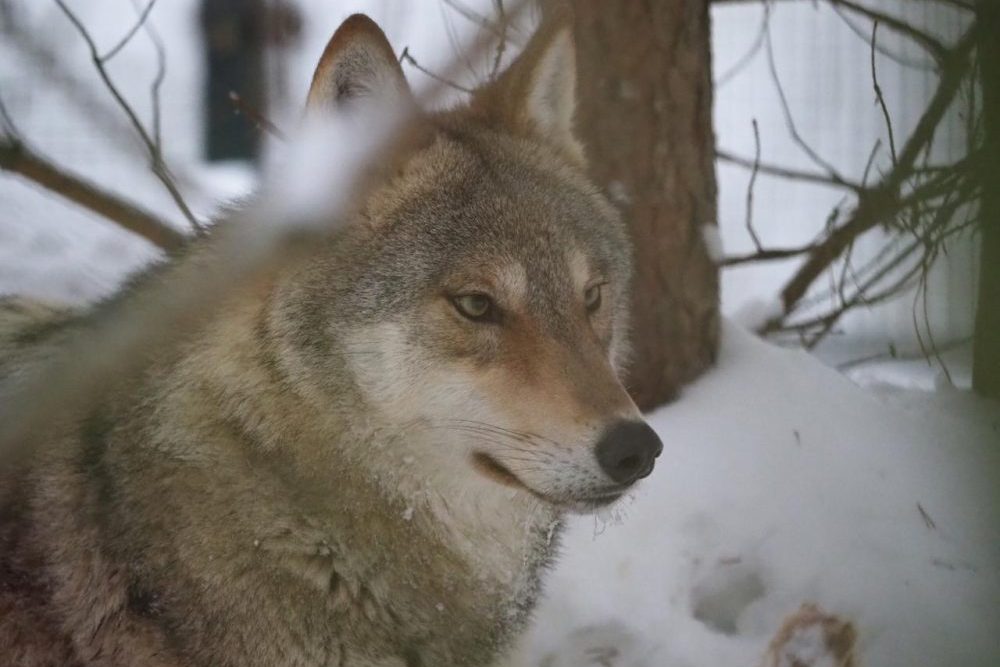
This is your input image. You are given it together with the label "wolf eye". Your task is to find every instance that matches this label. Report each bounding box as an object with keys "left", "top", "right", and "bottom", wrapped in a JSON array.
[
  {"left": 453, "top": 293, "right": 496, "bottom": 322},
  {"left": 584, "top": 284, "right": 603, "bottom": 313}
]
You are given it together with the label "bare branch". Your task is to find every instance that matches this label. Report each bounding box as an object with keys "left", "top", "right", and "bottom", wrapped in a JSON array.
[
  {"left": 764, "top": 23, "right": 849, "bottom": 183},
  {"left": 827, "top": 0, "right": 949, "bottom": 65},
  {"left": 716, "top": 149, "right": 863, "bottom": 192},
  {"left": 54, "top": 0, "right": 204, "bottom": 233},
  {"left": 490, "top": 0, "right": 508, "bottom": 81},
  {"left": 0, "top": 136, "right": 186, "bottom": 251},
  {"left": 745, "top": 119, "right": 764, "bottom": 251},
  {"left": 833, "top": 5, "right": 933, "bottom": 71},
  {"left": 442, "top": 0, "right": 507, "bottom": 40},
  {"left": 100, "top": 0, "right": 157, "bottom": 63},
  {"left": 870, "top": 22, "right": 898, "bottom": 165},
  {"left": 399, "top": 46, "right": 474, "bottom": 94},
  {"left": 715, "top": 0, "right": 771, "bottom": 88},
  {"left": 759, "top": 27, "right": 977, "bottom": 333},
  {"left": 721, "top": 243, "right": 819, "bottom": 267},
  {"left": 229, "top": 92, "right": 288, "bottom": 141}
]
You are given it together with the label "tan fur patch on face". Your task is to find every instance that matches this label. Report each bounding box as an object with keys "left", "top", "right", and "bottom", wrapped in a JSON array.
[
  {"left": 495, "top": 262, "right": 528, "bottom": 308},
  {"left": 567, "top": 247, "right": 591, "bottom": 293}
]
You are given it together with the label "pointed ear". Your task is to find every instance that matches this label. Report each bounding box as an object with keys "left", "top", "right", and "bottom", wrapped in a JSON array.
[
  {"left": 472, "top": 19, "right": 583, "bottom": 164},
  {"left": 306, "top": 14, "right": 412, "bottom": 113}
]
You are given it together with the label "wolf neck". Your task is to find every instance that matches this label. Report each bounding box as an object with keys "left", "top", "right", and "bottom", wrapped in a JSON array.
[{"left": 172, "top": 287, "right": 561, "bottom": 606}]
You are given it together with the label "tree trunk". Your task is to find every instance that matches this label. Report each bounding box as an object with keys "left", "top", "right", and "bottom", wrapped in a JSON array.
[
  {"left": 973, "top": 0, "right": 999, "bottom": 399},
  {"left": 554, "top": 0, "right": 720, "bottom": 410}
]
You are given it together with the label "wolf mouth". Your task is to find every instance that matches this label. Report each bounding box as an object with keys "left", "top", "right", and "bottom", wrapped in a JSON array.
[{"left": 471, "top": 452, "right": 625, "bottom": 511}]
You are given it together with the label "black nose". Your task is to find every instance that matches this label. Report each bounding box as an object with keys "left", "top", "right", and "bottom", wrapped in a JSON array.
[{"left": 595, "top": 420, "right": 663, "bottom": 485}]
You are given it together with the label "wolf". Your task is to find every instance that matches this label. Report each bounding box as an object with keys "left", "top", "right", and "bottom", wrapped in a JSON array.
[{"left": 0, "top": 13, "right": 662, "bottom": 667}]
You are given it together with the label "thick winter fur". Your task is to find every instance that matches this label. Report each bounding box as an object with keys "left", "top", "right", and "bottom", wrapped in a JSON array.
[{"left": 0, "top": 14, "right": 654, "bottom": 667}]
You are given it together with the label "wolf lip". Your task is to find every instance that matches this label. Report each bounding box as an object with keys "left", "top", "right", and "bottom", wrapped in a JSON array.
[
  {"left": 471, "top": 452, "right": 524, "bottom": 488},
  {"left": 471, "top": 453, "right": 626, "bottom": 510}
]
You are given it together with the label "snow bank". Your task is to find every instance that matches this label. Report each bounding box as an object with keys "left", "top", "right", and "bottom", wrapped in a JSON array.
[{"left": 515, "top": 321, "right": 1000, "bottom": 667}]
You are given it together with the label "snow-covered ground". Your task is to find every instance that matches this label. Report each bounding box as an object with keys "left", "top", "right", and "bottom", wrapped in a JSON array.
[{"left": 514, "top": 322, "right": 999, "bottom": 667}]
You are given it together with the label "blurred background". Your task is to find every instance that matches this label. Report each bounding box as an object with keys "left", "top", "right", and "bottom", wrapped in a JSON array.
[{"left": 0, "top": 0, "right": 984, "bottom": 390}]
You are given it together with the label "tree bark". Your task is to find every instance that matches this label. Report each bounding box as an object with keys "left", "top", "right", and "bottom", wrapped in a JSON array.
[
  {"left": 973, "top": 0, "right": 999, "bottom": 398},
  {"left": 555, "top": 1, "right": 720, "bottom": 410}
]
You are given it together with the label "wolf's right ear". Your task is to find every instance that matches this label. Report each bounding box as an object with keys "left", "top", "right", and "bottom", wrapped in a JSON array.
[
  {"left": 471, "top": 14, "right": 583, "bottom": 165},
  {"left": 306, "top": 14, "right": 412, "bottom": 113}
]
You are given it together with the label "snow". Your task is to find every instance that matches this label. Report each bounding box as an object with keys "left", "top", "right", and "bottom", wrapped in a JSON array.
[
  {"left": 701, "top": 224, "right": 724, "bottom": 265},
  {"left": 513, "top": 321, "right": 1000, "bottom": 667},
  {"left": 731, "top": 297, "right": 784, "bottom": 332}
]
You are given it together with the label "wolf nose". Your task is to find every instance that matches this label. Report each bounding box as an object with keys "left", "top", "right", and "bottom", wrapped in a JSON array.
[{"left": 595, "top": 420, "right": 663, "bottom": 485}]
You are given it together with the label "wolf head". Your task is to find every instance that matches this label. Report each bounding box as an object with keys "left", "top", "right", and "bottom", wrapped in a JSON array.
[{"left": 268, "top": 15, "right": 662, "bottom": 514}]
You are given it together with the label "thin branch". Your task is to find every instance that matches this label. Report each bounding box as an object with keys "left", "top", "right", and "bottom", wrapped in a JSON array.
[
  {"left": 827, "top": 0, "right": 949, "bottom": 66},
  {"left": 871, "top": 22, "right": 898, "bottom": 165},
  {"left": 100, "top": 0, "right": 157, "bottom": 63},
  {"left": 54, "top": 0, "right": 203, "bottom": 233},
  {"left": 764, "top": 22, "right": 849, "bottom": 183},
  {"left": 0, "top": 92, "right": 21, "bottom": 138},
  {"left": 0, "top": 136, "right": 186, "bottom": 251},
  {"left": 399, "top": 46, "right": 474, "bottom": 94},
  {"left": 745, "top": 119, "right": 764, "bottom": 250},
  {"left": 715, "top": 0, "right": 771, "bottom": 88},
  {"left": 442, "top": 0, "right": 507, "bottom": 40},
  {"left": 229, "top": 92, "right": 288, "bottom": 141},
  {"left": 833, "top": 5, "right": 933, "bottom": 71},
  {"left": 721, "top": 242, "right": 819, "bottom": 267},
  {"left": 716, "top": 149, "right": 863, "bottom": 192},
  {"left": 489, "top": 0, "right": 508, "bottom": 81},
  {"left": 132, "top": 0, "right": 166, "bottom": 151}
]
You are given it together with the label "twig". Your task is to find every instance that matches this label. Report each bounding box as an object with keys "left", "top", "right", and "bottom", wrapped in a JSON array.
[
  {"left": 871, "top": 22, "right": 898, "bottom": 166},
  {"left": 716, "top": 149, "right": 863, "bottom": 192},
  {"left": 917, "top": 502, "right": 936, "bottom": 530},
  {"left": 715, "top": 0, "right": 771, "bottom": 88},
  {"left": 833, "top": 4, "right": 932, "bottom": 71},
  {"left": 127, "top": 0, "right": 167, "bottom": 151},
  {"left": 827, "top": 0, "right": 949, "bottom": 66},
  {"left": 0, "top": 92, "right": 21, "bottom": 138},
  {"left": 490, "top": 0, "right": 508, "bottom": 81},
  {"left": 100, "top": 0, "right": 157, "bottom": 63},
  {"left": 0, "top": 136, "right": 186, "bottom": 251},
  {"left": 764, "top": 22, "right": 849, "bottom": 183},
  {"left": 229, "top": 92, "right": 288, "bottom": 141},
  {"left": 746, "top": 119, "right": 763, "bottom": 251},
  {"left": 721, "top": 242, "right": 819, "bottom": 267},
  {"left": 442, "top": 0, "right": 507, "bottom": 40},
  {"left": 54, "top": 0, "right": 204, "bottom": 234},
  {"left": 399, "top": 46, "right": 474, "bottom": 94}
]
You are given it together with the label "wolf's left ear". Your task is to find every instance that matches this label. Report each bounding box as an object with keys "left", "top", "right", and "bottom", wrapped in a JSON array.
[
  {"left": 473, "top": 20, "right": 583, "bottom": 165},
  {"left": 306, "top": 14, "right": 412, "bottom": 113}
]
